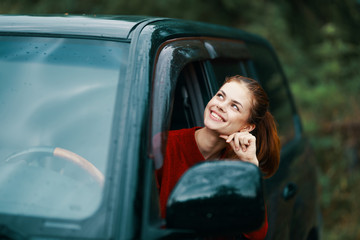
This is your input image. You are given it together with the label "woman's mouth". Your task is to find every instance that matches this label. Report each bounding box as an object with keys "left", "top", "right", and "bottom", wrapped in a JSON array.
[{"left": 210, "top": 111, "right": 225, "bottom": 122}]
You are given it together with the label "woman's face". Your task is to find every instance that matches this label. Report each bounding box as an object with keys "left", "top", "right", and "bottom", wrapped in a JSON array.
[{"left": 204, "top": 81, "right": 254, "bottom": 135}]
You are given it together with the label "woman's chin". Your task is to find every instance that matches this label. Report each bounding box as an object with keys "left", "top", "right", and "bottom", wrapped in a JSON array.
[{"left": 204, "top": 123, "right": 232, "bottom": 136}]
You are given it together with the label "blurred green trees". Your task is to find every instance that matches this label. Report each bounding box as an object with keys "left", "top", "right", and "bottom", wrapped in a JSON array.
[{"left": 1, "top": 0, "right": 360, "bottom": 238}]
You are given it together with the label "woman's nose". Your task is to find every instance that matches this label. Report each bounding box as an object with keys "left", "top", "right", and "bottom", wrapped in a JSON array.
[{"left": 217, "top": 103, "right": 226, "bottom": 112}]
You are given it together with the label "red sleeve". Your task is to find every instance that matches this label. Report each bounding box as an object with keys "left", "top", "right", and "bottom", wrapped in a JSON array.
[
  {"left": 242, "top": 207, "right": 268, "bottom": 240},
  {"left": 156, "top": 127, "right": 204, "bottom": 218}
]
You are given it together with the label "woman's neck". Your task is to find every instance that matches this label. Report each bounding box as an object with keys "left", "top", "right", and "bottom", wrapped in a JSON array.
[{"left": 195, "top": 127, "right": 227, "bottom": 160}]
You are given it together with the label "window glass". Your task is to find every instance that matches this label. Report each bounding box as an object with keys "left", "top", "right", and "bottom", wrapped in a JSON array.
[{"left": 0, "top": 36, "right": 128, "bottom": 220}]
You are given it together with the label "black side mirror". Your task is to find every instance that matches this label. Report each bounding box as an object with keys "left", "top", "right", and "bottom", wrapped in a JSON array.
[{"left": 166, "top": 160, "right": 265, "bottom": 235}]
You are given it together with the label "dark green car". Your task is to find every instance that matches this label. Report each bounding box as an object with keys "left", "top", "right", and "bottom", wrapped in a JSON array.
[{"left": 0, "top": 15, "right": 320, "bottom": 240}]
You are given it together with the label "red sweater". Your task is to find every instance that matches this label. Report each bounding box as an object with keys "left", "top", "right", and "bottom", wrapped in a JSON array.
[{"left": 155, "top": 127, "right": 268, "bottom": 240}]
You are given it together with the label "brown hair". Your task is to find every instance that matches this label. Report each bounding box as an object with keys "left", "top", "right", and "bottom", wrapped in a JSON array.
[{"left": 223, "top": 75, "right": 280, "bottom": 178}]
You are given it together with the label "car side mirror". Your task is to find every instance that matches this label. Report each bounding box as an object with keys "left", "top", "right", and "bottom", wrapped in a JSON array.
[{"left": 166, "top": 160, "right": 265, "bottom": 236}]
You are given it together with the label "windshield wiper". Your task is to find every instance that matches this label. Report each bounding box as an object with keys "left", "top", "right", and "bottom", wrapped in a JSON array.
[{"left": 0, "top": 225, "right": 25, "bottom": 240}]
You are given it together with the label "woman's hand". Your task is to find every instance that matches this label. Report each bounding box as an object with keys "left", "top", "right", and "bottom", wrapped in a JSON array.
[{"left": 220, "top": 131, "right": 259, "bottom": 166}]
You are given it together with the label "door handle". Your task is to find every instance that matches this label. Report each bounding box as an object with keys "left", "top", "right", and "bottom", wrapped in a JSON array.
[{"left": 282, "top": 182, "right": 297, "bottom": 201}]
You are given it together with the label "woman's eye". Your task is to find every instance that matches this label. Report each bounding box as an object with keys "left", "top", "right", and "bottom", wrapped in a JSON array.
[
  {"left": 217, "top": 93, "right": 224, "bottom": 99},
  {"left": 232, "top": 104, "right": 239, "bottom": 111}
]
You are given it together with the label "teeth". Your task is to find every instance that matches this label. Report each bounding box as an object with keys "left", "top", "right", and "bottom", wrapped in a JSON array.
[{"left": 211, "top": 112, "right": 223, "bottom": 121}]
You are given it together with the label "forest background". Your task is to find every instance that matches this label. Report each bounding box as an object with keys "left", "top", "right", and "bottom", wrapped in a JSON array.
[{"left": 1, "top": 0, "right": 360, "bottom": 239}]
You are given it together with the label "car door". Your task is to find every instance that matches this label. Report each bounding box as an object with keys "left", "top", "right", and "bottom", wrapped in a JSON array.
[{"left": 140, "top": 36, "right": 318, "bottom": 239}]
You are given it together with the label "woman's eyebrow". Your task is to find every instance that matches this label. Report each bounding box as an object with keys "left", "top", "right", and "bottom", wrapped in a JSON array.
[
  {"left": 220, "top": 90, "right": 244, "bottom": 109},
  {"left": 220, "top": 90, "right": 226, "bottom": 96},
  {"left": 233, "top": 99, "right": 244, "bottom": 109}
]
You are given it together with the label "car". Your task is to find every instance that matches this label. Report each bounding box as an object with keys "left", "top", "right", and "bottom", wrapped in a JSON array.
[{"left": 0, "top": 15, "right": 320, "bottom": 240}]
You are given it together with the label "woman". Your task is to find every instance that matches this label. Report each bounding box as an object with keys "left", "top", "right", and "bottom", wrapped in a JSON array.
[{"left": 156, "top": 75, "right": 280, "bottom": 239}]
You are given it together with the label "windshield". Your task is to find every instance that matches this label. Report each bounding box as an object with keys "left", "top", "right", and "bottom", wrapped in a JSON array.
[{"left": 0, "top": 36, "right": 128, "bottom": 220}]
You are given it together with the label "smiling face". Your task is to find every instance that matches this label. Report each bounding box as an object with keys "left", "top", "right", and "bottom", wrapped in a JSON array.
[{"left": 204, "top": 81, "right": 255, "bottom": 135}]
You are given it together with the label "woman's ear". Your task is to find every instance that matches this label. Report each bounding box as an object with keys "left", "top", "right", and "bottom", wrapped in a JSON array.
[{"left": 242, "top": 124, "right": 256, "bottom": 132}]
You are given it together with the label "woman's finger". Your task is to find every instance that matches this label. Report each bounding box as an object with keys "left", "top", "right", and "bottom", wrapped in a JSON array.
[
  {"left": 226, "top": 133, "right": 235, "bottom": 143},
  {"left": 239, "top": 135, "right": 246, "bottom": 147},
  {"left": 239, "top": 134, "right": 250, "bottom": 151},
  {"left": 233, "top": 134, "right": 241, "bottom": 151},
  {"left": 229, "top": 141, "right": 242, "bottom": 155}
]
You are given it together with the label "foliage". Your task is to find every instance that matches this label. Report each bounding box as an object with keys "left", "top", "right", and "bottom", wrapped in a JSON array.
[{"left": 1, "top": 0, "right": 360, "bottom": 239}]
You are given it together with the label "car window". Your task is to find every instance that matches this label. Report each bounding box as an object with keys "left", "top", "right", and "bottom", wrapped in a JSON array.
[
  {"left": 208, "top": 56, "right": 295, "bottom": 146},
  {"left": 148, "top": 37, "right": 296, "bottom": 238},
  {"left": 0, "top": 36, "right": 129, "bottom": 220}
]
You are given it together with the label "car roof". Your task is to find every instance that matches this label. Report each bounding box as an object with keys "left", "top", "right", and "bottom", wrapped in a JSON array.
[
  {"left": 0, "top": 15, "right": 269, "bottom": 47},
  {"left": 0, "top": 15, "right": 158, "bottom": 39}
]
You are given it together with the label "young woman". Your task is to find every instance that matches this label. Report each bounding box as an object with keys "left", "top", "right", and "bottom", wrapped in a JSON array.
[{"left": 156, "top": 75, "right": 281, "bottom": 239}]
